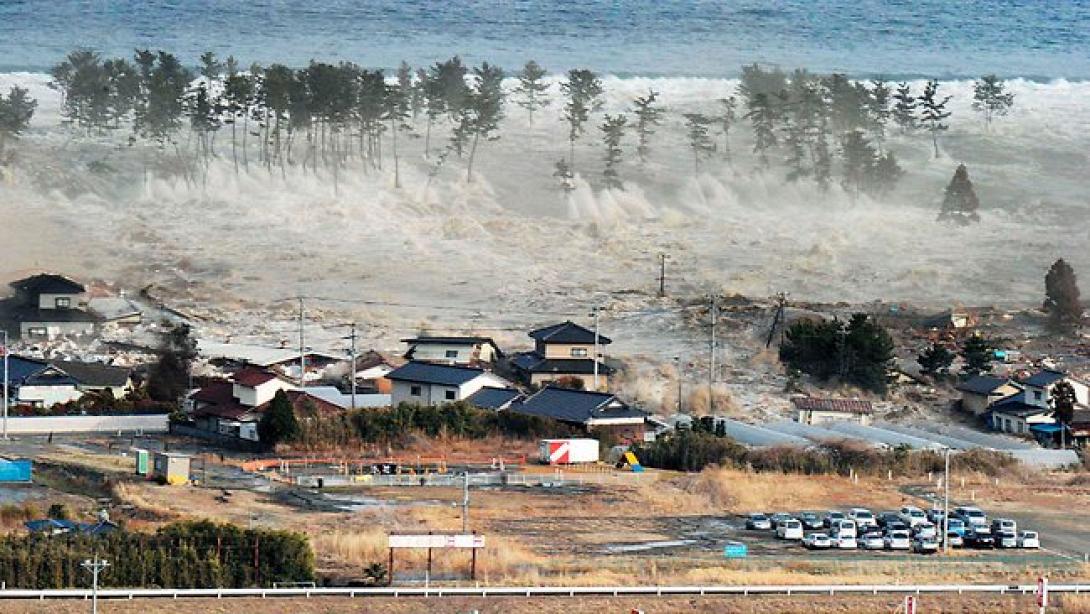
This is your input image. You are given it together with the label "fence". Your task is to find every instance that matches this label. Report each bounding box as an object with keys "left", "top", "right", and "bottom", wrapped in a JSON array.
[
  {"left": 169, "top": 423, "right": 264, "bottom": 453},
  {"left": 0, "top": 414, "right": 168, "bottom": 435},
  {"left": 294, "top": 470, "right": 648, "bottom": 488}
]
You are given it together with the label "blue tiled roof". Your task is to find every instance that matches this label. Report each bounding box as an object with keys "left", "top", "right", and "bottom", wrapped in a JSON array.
[
  {"left": 386, "top": 361, "right": 486, "bottom": 386},
  {"left": 1023, "top": 369, "right": 1066, "bottom": 388},
  {"left": 512, "top": 386, "right": 647, "bottom": 424},
  {"left": 510, "top": 352, "right": 614, "bottom": 375},
  {"left": 528, "top": 321, "right": 612, "bottom": 345},
  {"left": 956, "top": 375, "right": 1012, "bottom": 395},
  {"left": 465, "top": 387, "right": 522, "bottom": 410}
]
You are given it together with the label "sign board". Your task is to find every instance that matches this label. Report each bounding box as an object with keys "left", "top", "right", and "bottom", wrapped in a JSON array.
[
  {"left": 1037, "top": 576, "right": 1048, "bottom": 608},
  {"left": 904, "top": 595, "right": 916, "bottom": 614},
  {"left": 723, "top": 542, "right": 748, "bottom": 558},
  {"left": 389, "top": 534, "right": 485, "bottom": 549}
]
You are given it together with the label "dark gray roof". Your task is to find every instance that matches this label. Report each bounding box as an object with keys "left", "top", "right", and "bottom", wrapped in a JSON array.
[
  {"left": 51, "top": 360, "right": 131, "bottom": 387},
  {"left": 402, "top": 336, "right": 498, "bottom": 346},
  {"left": 10, "top": 274, "right": 85, "bottom": 295},
  {"left": 512, "top": 386, "right": 647, "bottom": 424},
  {"left": 386, "top": 361, "right": 487, "bottom": 386},
  {"left": 465, "top": 387, "right": 522, "bottom": 410},
  {"left": 956, "top": 375, "right": 1012, "bottom": 395},
  {"left": 989, "top": 393, "right": 1049, "bottom": 418},
  {"left": 510, "top": 352, "right": 614, "bottom": 375},
  {"left": 1022, "top": 369, "right": 1066, "bottom": 388},
  {"left": 528, "top": 321, "right": 611, "bottom": 345}
]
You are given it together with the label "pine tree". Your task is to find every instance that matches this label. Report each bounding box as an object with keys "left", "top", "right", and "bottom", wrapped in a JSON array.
[
  {"left": 560, "top": 69, "right": 604, "bottom": 174},
  {"left": 599, "top": 113, "right": 627, "bottom": 189},
  {"left": 630, "top": 89, "right": 663, "bottom": 163},
  {"left": 683, "top": 113, "right": 715, "bottom": 173},
  {"left": 513, "top": 60, "right": 550, "bottom": 128},
  {"left": 960, "top": 335, "right": 994, "bottom": 376},
  {"left": 868, "top": 80, "right": 892, "bottom": 152},
  {"left": 918, "top": 79, "right": 951, "bottom": 158},
  {"left": 0, "top": 86, "right": 37, "bottom": 161},
  {"left": 869, "top": 152, "right": 903, "bottom": 195},
  {"left": 840, "top": 129, "right": 876, "bottom": 196},
  {"left": 1051, "top": 380, "right": 1077, "bottom": 445},
  {"left": 552, "top": 158, "right": 574, "bottom": 194},
  {"left": 716, "top": 96, "right": 737, "bottom": 162},
  {"left": 1043, "top": 258, "right": 1083, "bottom": 333},
  {"left": 937, "top": 164, "right": 981, "bottom": 224},
  {"left": 464, "top": 62, "right": 505, "bottom": 181},
  {"left": 384, "top": 69, "right": 413, "bottom": 188},
  {"left": 891, "top": 82, "right": 916, "bottom": 133},
  {"left": 745, "top": 92, "right": 778, "bottom": 167},
  {"left": 972, "top": 74, "right": 1015, "bottom": 129},
  {"left": 917, "top": 343, "right": 954, "bottom": 377},
  {"left": 257, "top": 390, "right": 300, "bottom": 448}
]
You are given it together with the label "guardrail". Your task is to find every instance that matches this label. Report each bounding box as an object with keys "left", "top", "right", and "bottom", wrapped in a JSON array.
[{"left": 0, "top": 583, "right": 1085, "bottom": 600}]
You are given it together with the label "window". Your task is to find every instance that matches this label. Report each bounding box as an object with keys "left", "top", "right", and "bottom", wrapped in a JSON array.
[
  {"left": 410, "top": 385, "right": 422, "bottom": 397},
  {"left": 27, "top": 327, "right": 46, "bottom": 337},
  {"left": 1034, "top": 390, "right": 1043, "bottom": 401},
  {"left": 445, "top": 350, "right": 459, "bottom": 359},
  {"left": 570, "top": 347, "right": 588, "bottom": 358},
  {"left": 444, "top": 390, "right": 456, "bottom": 401},
  {"left": 55, "top": 297, "right": 71, "bottom": 309}
]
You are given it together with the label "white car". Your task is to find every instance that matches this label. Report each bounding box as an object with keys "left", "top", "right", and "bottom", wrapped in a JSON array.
[
  {"left": 954, "top": 506, "right": 988, "bottom": 528},
  {"left": 944, "top": 531, "right": 964, "bottom": 548},
  {"left": 745, "top": 513, "right": 773, "bottom": 530},
  {"left": 913, "top": 522, "right": 937, "bottom": 540},
  {"left": 899, "top": 506, "right": 928, "bottom": 527},
  {"left": 804, "top": 533, "right": 833, "bottom": 549},
  {"left": 777, "top": 519, "right": 804, "bottom": 540},
  {"left": 835, "top": 534, "right": 858, "bottom": 549},
  {"left": 830, "top": 519, "right": 857, "bottom": 539},
  {"left": 848, "top": 508, "right": 877, "bottom": 528},
  {"left": 1018, "top": 531, "right": 1040, "bottom": 549},
  {"left": 912, "top": 536, "right": 939, "bottom": 554},
  {"left": 885, "top": 530, "right": 911, "bottom": 550},
  {"left": 927, "top": 507, "right": 946, "bottom": 524},
  {"left": 995, "top": 530, "right": 1018, "bottom": 549},
  {"left": 859, "top": 533, "right": 886, "bottom": 550},
  {"left": 991, "top": 518, "right": 1017, "bottom": 534}
]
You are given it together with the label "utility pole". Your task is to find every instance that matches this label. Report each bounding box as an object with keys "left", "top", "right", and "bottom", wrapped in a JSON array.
[
  {"left": 343, "top": 323, "right": 358, "bottom": 410},
  {"left": 674, "top": 355, "right": 683, "bottom": 414},
  {"left": 462, "top": 471, "right": 470, "bottom": 533},
  {"left": 590, "top": 306, "right": 600, "bottom": 391},
  {"left": 2, "top": 330, "right": 8, "bottom": 440},
  {"left": 658, "top": 254, "right": 667, "bottom": 297},
  {"left": 942, "top": 447, "right": 951, "bottom": 555},
  {"left": 297, "top": 297, "right": 306, "bottom": 388},
  {"left": 81, "top": 555, "right": 109, "bottom": 614},
  {"left": 709, "top": 295, "right": 717, "bottom": 414}
]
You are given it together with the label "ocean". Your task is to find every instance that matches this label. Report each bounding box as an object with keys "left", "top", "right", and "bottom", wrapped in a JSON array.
[{"left": 1, "top": 0, "right": 1089, "bottom": 79}]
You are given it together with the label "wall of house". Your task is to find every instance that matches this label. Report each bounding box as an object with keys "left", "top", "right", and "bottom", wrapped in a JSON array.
[
  {"left": 36, "top": 293, "right": 84, "bottom": 310},
  {"left": 17, "top": 385, "right": 82, "bottom": 408},
  {"left": 233, "top": 379, "right": 293, "bottom": 407},
  {"left": 583, "top": 420, "right": 652, "bottom": 443},
  {"left": 19, "top": 321, "right": 96, "bottom": 339},
  {"left": 797, "top": 409, "right": 871, "bottom": 426},
  {"left": 392, "top": 373, "right": 509, "bottom": 407},
  {"left": 409, "top": 343, "right": 484, "bottom": 364},
  {"left": 530, "top": 372, "right": 607, "bottom": 392},
  {"left": 992, "top": 412, "right": 1054, "bottom": 435},
  {"left": 541, "top": 342, "right": 595, "bottom": 359},
  {"left": 80, "top": 381, "right": 134, "bottom": 399}
]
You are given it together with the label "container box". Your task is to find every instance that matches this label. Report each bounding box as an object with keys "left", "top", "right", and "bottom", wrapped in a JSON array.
[{"left": 539, "top": 439, "right": 599, "bottom": 464}]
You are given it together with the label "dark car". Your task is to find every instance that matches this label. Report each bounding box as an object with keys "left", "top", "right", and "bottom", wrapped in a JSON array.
[
  {"left": 966, "top": 528, "right": 994, "bottom": 549},
  {"left": 799, "top": 512, "right": 824, "bottom": 530},
  {"left": 877, "top": 511, "right": 902, "bottom": 528}
]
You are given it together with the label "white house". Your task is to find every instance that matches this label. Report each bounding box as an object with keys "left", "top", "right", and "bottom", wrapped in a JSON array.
[
  {"left": 3, "top": 274, "right": 99, "bottom": 339},
  {"left": 792, "top": 397, "right": 873, "bottom": 425},
  {"left": 230, "top": 368, "right": 296, "bottom": 407},
  {"left": 989, "top": 392, "right": 1055, "bottom": 435},
  {"left": 401, "top": 336, "right": 503, "bottom": 366},
  {"left": 1018, "top": 369, "right": 1089, "bottom": 409},
  {"left": 387, "top": 361, "right": 511, "bottom": 407}
]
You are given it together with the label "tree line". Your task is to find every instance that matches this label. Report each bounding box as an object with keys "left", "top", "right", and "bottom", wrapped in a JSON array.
[
  {"left": 0, "top": 49, "right": 1018, "bottom": 198},
  {"left": 0, "top": 520, "right": 313, "bottom": 589}
]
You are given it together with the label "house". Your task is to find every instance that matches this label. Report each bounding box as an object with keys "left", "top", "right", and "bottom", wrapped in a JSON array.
[
  {"left": 387, "top": 361, "right": 511, "bottom": 407},
  {"left": 25, "top": 519, "right": 118, "bottom": 537},
  {"left": 87, "top": 295, "right": 143, "bottom": 325},
  {"left": 304, "top": 385, "right": 391, "bottom": 409},
  {"left": 196, "top": 340, "right": 343, "bottom": 383},
  {"left": 989, "top": 391, "right": 1055, "bottom": 435},
  {"left": 188, "top": 367, "right": 305, "bottom": 441},
  {"left": 352, "top": 350, "right": 403, "bottom": 394},
  {"left": 2, "top": 356, "right": 83, "bottom": 407},
  {"left": 465, "top": 386, "right": 522, "bottom": 411},
  {"left": 956, "top": 375, "right": 1022, "bottom": 416},
  {"left": 1065, "top": 408, "right": 1090, "bottom": 448},
  {"left": 792, "top": 397, "right": 873, "bottom": 425},
  {"left": 510, "top": 321, "right": 614, "bottom": 391},
  {"left": 510, "top": 386, "right": 653, "bottom": 442},
  {"left": 401, "top": 336, "right": 502, "bottom": 366},
  {"left": 1016, "top": 369, "right": 1089, "bottom": 409},
  {"left": 50, "top": 360, "right": 133, "bottom": 399},
  {"left": 921, "top": 309, "right": 974, "bottom": 331},
  {"left": 1, "top": 274, "right": 99, "bottom": 339}
]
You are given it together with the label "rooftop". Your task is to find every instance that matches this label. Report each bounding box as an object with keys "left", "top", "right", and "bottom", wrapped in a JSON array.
[
  {"left": 1022, "top": 369, "right": 1068, "bottom": 388},
  {"left": 465, "top": 387, "right": 522, "bottom": 410},
  {"left": 402, "top": 336, "right": 498, "bottom": 346},
  {"left": 510, "top": 352, "right": 615, "bottom": 375},
  {"left": 9, "top": 274, "right": 86, "bottom": 296},
  {"left": 513, "top": 386, "right": 646, "bottom": 424},
  {"left": 386, "top": 361, "right": 488, "bottom": 386},
  {"left": 528, "top": 321, "right": 612, "bottom": 345},
  {"left": 233, "top": 368, "right": 280, "bottom": 387},
  {"left": 790, "top": 397, "right": 873, "bottom": 415},
  {"left": 50, "top": 360, "right": 130, "bottom": 388},
  {"left": 956, "top": 375, "right": 1014, "bottom": 395}
]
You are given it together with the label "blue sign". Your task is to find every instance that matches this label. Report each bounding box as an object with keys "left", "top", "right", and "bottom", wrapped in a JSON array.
[{"left": 724, "top": 542, "right": 748, "bottom": 558}]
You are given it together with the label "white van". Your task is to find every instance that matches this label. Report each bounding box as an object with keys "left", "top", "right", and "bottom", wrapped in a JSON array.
[
  {"left": 831, "top": 519, "right": 857, "bottom": 539},
  {"left": 848, "top": 508, "right": 877, "bottom": 528},
  {"left": 899, "top": 506, "right": 928, "bottom": 527},
  {"left": 776, "top": 519, "right": 804, "bottom": 540}
]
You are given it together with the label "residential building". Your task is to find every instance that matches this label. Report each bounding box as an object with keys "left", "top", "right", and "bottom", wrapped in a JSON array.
[
  {"left": 1, "top": 274, "right": 98, "bottom": 339},
  {"left": 352, "top": 350, "right": 404, "bottom": 394},
  {"left": 1017, "top": 369, "right": 1089, "bottom": 409},
  {"left": 510, "top": 386, "right": 653, "bottom": 442},
  {"left": 386, "top": 361, "right": 511, "bottom": 407},
  {"left": 197, "top": 340, "right": 343, "bottom": 383},
  {"left": 956, "top": 376, "right": 1022, "bottom": 416},
  {"left": 3, "top": 356, "right": 83, "bottom": 407},
  {"left": 792, "top": 397, "right": 874, "bottom": 425},
  {"left": 510, "top": 321, "right": 613, "bottom": 391},
  {"left": 49, "top": 360, "right": 133, "bottom": 399},
  {"left": 401, "top": 336, "right": 502, "bottom": 366},
  {"left": 465, "top": 386, "right": 522, "bottom": 411},
  {"left": 989, "top": 391, "right": 1055, "bottom": 435}
]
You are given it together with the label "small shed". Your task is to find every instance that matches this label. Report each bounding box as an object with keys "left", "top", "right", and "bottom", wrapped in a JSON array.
[
  {"left": 151, "top": 452, "right": 190, "bottom": 485},
  {"left": 132, "top": 449, "right": 150, "bottom": 476},
  {"left": 0, "top": 459, "right": 32, "bottom": 483}
]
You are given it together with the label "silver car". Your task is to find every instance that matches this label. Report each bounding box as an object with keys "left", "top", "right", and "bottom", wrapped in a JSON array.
[
  {"left": 995, "top": 530, "right": 1018, "bottom": 548},
  {"left": 860, "top": 533, "right": 886, "bottom": 550}
]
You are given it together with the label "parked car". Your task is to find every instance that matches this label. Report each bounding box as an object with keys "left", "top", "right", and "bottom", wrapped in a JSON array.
[
  {"left": 885, "top": 530, "right": 911, "bottom": 550},
  {"left": 835, "top": 534, "right": 858, "bottom": 549},
  {"left": 803, "top": 533, "right": 833, "bottom": 549},
  {"left": 860, "top": 532, "right": 886, "bottom": 550},
  {"left": 770, "top": 512, "right": 794, "bottom": 529},
  {"left": 799, "top": 511, "right": 824, "bottom": 530},
  {"left": 944, "top": 531, "right": 964, "bottom": 548},
  {"left": 927, "top": 507, "right": 946, "bottom": 524},
  {"left": 745, "top": 513, "right": 772, "bottom": 530},
  {"left": 830, "top": 519, "right": 857, "bottom": 539},
  {"left": 777, "top": 519, "right": 804, "bottom": 540},
  {"left": 912, "top": 536, "right": 939, "bottom": 554},
  {"left": 823, "top": 510, "right": 846, "bottom": 529},
  {"left": 995, "top": 530, "right": 1018, "bottom": 549},
  {"left": 884, "top": 520, "right": 908, "bottom": 533},
  {"left": 848, "top": 508, "right": 877, "bottom": 528},
  {"left": 991, "top": 518, "right": 1017, "bottom": 535},
  {"left": 1018, "top": 531, "right": 1040, "bottom": 549},
  {"left": 913, "top": 522, "right": 937, "bottom": 540},
  {"left": 946, "top": 518, "right": 967, "bottom": 536},
  {"left": 954, "top": 506, "right": 988, "bottom": 528},
  {"left": 899, "top": 506, "right": 928, "bottom": 527},
  {"left": 965, "top": 528, "right": 994, "bottom": 549},
  {"left": 877, "top": 511, "right": 902, "bottom": 528}
]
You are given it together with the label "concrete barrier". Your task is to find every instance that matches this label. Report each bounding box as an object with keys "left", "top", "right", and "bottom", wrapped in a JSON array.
[{"left": 0, "top": 414, "right": 169, "bottom": 434}]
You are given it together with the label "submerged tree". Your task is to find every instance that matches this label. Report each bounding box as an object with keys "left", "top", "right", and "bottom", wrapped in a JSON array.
[
  {"left": 464, "top": 62, "right": 505, "bottom": 181},
  {"left": 972, "top": 74, "right": 1015, "bottom": 129},
  {"left": 560, "top": 68, "right": 604, "bottom": 173},
  {"left": 891, "top": 82, "right": 916, "bottom": 133},
  {"left": 937, "top": 164, "right": 980, "bottom": 224},
  {"left": 0, "top": 86, "right": 37, "bottom": 161},
  {"left": 683, "top": 113, "right": 715, "bottom": 173},
  {"left": 599, "top": 113, "right": 627, "bottom": 188},
  {"left": 716, "top": 96, "right": 737, "bottom": 162},
  {"left": 514, "top": 60, "right": 550, "bottom": 128},
  {"left": 384, "top": 67, "right": 413, "bottom": 187},
  {"left": 918, "top": 79, "right": 951, "bottom": 158},
  {"left": 1043, "top": 258, "right": 1083, "bottom": 333},
  {"left": 868, "top": 79, "right": 892, "bottom": 152},
  {"left": 630, "top": 89, "right": 663, "bottom": 163},
  {"left": 745, "top": 92, "right": 778, "bottom": 167}
]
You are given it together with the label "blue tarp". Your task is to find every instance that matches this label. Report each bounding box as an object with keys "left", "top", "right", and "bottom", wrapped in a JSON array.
[
  {"left": 1030, "top": 424, "right": 1064, "bottom": 433},
  {"left": 0, "top": 459, "right": 31, "bottom": 482}
]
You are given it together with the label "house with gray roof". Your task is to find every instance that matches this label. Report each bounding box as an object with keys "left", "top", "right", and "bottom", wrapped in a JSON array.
[
  {"left": 387, "top": 361, "right": 511, "bottom": 407},
  {"left": 1, "top": 274, "right": 99, "bottom": 339},
  {"left": 465, "top": 386, "right": 522, "bottom": 410},
  {"left": 510, "top": 386, "right": 652, "bottom": 442},
  {"left": 401, "top": 336, "right": 502, "bottom": 366},
  {"left": 510, "top": 321, "right": 614, "bottom": 391},
  {"left": 956, "top": 375, "right": 1022, "bottom": 416}
]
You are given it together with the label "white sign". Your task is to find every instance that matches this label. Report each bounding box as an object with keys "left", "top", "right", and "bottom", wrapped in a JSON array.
[
  {"left": 388, "top": 534, "right": 485, "bottom": 549},
  {"left": 1037, "top": 576, "right": 1048, "bottom": 608},
  {"left": 904, "top": 595, "right": 916, "bottom": 614}
]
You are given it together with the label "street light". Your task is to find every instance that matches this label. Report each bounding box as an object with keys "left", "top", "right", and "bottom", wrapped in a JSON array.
[
  {"left": 81, "top": 555, "right": 109, "bottom": 614},
  {"left": 943, "top": 447, "right": 951, "bottom": 555}
]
